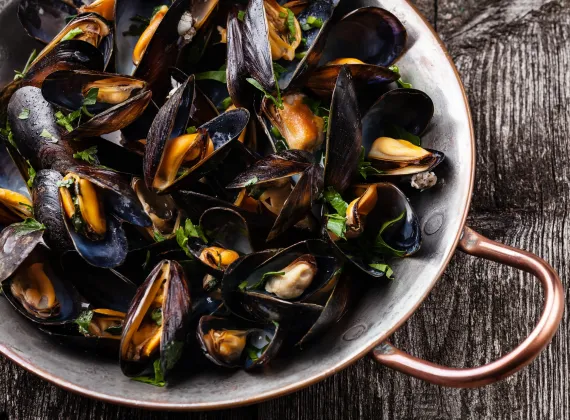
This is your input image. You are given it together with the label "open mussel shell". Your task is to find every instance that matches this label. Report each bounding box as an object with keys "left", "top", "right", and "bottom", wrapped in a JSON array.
[
  {"left": 183, "top": 207, "right": 254, "bottom": 278},
  {"left": 131, "top": 0, "right": 220, "bottom": 105},
  {"left": 22, "top": 40, "right": 106, "bottom": 88},
  {"left": 32, "top": 170, "right": 73, "bottom": 251},
  {"left": 2, "top": 245, "right": 88, "bottom": 325},
  {"left": 0, "top": 219, "right": 45, "bottom": 282},
  {"left": 222, "top": 240, "right": 340, "bottom": 327},
  {"left": 324, "top": 183, "right": 421, "bottom": 278},
  {"left": 144, "top": 75, "right": 250, "bottom": 193},
  {"left": 323, "top": 66, "right": 362, "bottom": 194},
  {"left": 320, "top": 7, "right": 407, "bottom": 68},
  {"left": 361, "top": 88, "right": 444, "bottom": 176},
  {"left": 41, "top": 70, "right": 152, "bottom": 140},
  {"left": 0, "top": 143, "right": 32, "bottom": 227},
  {"left": 169, "top": 68, "right": 219, "bottom": 123},
  {"left": 120, "top": 260, "right": 191, "bottom": 378},
  {"left": 229, "top": 0, "right": 335, "bottom": 102},
  {"left": 18, "top": 0, "right": 79, "bottom": 44},
  {"left": 197, "top": 315, "right": 284, "bottom": 370},
  {"left": 31, "top": 13, "right": 114, "bottom": 71},
  {"left": 131, "top": 177, "right": 181, "bottom": 241}
]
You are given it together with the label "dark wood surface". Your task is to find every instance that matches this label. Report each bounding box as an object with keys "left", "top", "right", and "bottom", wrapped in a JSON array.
[{"left": 2, "top": 0, "right": 569, "bottom": 418}]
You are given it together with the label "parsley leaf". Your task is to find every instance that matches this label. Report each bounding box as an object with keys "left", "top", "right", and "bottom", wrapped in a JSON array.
[
  {"left": 40, "top": 129, "right": 57, "bottom": 143},
  {"left": 73, "top": 146, "right": 98, "bottom": 164},
  {"left": 246, "top": 78, "right": 283, "bottom": 110},
  {"left": 302, "top": 15, "right": 323, "bottom": 31},
  {"left": 186, "top": 126, "right": 197, "bottom": 134},
  {"left": 82, "top": 88, "right": 99, "bottom": 117},
  {"left": 219, "top": 97, "right": 233, "bottom": 111},
  {"left": 239, "top": 271, "right": 285, "bottom": 291},
  {"left": 326, "top": 214, "right": 347, "bottom": 239},
  {"left": 373, "top": 211, "right": 406, "bottom": 257},
  {"left": 61, "top": 27, "right": 83, "bottom": 41},
  {"left": 357, "top": 147, "right": 383, "bottom": 179},
  {"left": 369, "top": 263, "right": 394, "bottom": 279},
  {"left": 244, "top": 176, "right": 258, "bottom": 187},
  {"left": 57, "top": 178, "right": 74, "bottom": 188},
  {"left": 286, "top": 8, "right": 297, "bottom": 42},
  {"left": 238, "top": 10, "right": 246, "bottom": 21},
  {"left": 132, "top": 359, "right": 166, "bottom": 387},
  {"left": 176, "top": 218, "right": 208, "bottom": 256},
  {"left": 27, "top": 161, "right": 36, "bottom": 188},
  {"left": 151, "top": 308, "right": 162, "bottom": 326},
  {"left": 153, "top": 231, "right": 166, "bottom": 242},
  {"left": 55, "top": 109, "right": 81, "bottom": 133},
  {"left": 323, "top": 187, "right": 348, "bottom": 215},
  {"left": 273, "top": 62, "right": 287, "bottom": 79},
  {"left": 13, "top": 50, "right": 37, "bottom": 81},
  {"left": 18, "top": 108, "right": 30, "bottom": 120},
  {"left": 389, "top": 65, "right": 413, "bottom": 89},
  {"left": 385, "top": 124, "right": 421, "bottom": 146},
  {"left": 74, "top": 310, "right": 93, "bottom": 335},
  {"left": 0, "top": 121, "right": 16, "bottom": 148},
  {"left": 195, "top": 71, "right": 227, "bottom": 84}
]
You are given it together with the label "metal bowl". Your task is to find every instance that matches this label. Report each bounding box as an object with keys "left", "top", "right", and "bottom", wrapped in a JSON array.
[{"left": 0, "top": 0, "right": 563, "bottom": 410}]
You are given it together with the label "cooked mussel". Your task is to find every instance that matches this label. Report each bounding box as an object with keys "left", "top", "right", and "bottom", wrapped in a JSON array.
[
  {"left": 323, "top": 182, "right": 421, "bottom": 278},
  {"left": 228, "top": 0, "right": 335, "bottom": 101},
  {"left": 76, "top": 308, "right": 126, "bottom": 338},
  {"left": 0, "top": 188, "right": 32, "bottom": 224},
  {"left": 144, "top": 75, "right": 249, "bottom": 193},
  {"left": 120, "top": 260, "right": 191, "bottom": 378},
  {"left": 0, "top": 218, "right": 46, "bottom": 283},
  {"left": 197, "top": 315, "right": 284, "bottom": 369},
  {"left": 260, "top": 92, "right": 325, "bottom": 152},
  {"left": 41, "top": 70, "right": 152, "bottom": 140},
  {"left": 361, "top": 88, "right": 444, "bottom": 177},
  {"left": 1, "top": 246, "right": 86, "bottom": 325},
  {"left": 227, "top": 150, "right": 323, "bottom": 241},
  {"left": 18, "top": 0, "right": 116, "bottom": 45},
  {"left": 131, "top": 177, "right": 181, "bottom": 241},
  {"left": 307, "top": 7, "right": 405, "bottom": 97}
]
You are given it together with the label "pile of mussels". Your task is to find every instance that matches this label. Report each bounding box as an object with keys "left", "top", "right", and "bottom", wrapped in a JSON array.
[{"left": 0, "top": 0, "right": 444, "bottom": 385}]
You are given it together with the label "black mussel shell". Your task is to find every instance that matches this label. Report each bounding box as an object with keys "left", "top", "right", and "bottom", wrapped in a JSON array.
[
  {"left": 41, "top": 70, "right": 152, "bottom": 140},
  {"left": 182, "top": 207, "right": 254, "bottom": 278},
  {"left": 306, "top": 63, "right": 398, "bottom": 99},
  {"left": 144, "top": 75, "right": 250, "bottom": 193},
  {"left": 197, "top": 315, "right": 284, "bottom": 370},
  {"left": 83, "top": 137, "right": 144, "bottom": 176},
  {"left": 60, "top": 252, "right": 137, "bottom": 313},
  {"left": 114, "top": 0, "right": 171, "bottom": 76},
  {"left": 132, "top": 0, "right": 220, "bottom": 105},
  {"left": 39, "top": 322, "right": 123, "bottom": 356},
  {"left": 2, "top": 245, "right": 88, "bottom": 325},
  {"left": 324, "top": 65, "right": 361, "bottom": 194},
  {"left": 170, "top": 68, "right": 219, "bottom": 124},
  {"left": 32, "top": 170, "right": 73, "bottom": 251},
  {"left": 18, "top": 0, "right": 79, "bottom": 44},
  {"left": 23, "top": 40, "right": 106, "bottom": 89},
  {"left": 0, "top": 220, "right": 45, "bottom": 282},
  {"left": 226, "top": 7, "right": 250, "bottom": 108},
  {"left": 320, "top": 7, "right": 406, "bottom": 68},
  {"left": 120, "top": 260, "right": 191, "bottom": 378},
  {"left": 323, "top": 183, "right": 421, "bottom": 278},
  {"left": 31, "top": 13, "right": 114, "bottom": 71},
  {"left": 0, "top": 143, "right": 32, "bottom": 224}
]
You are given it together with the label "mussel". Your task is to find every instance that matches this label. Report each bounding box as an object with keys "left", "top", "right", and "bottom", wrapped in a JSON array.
[
  {"left": 361, "top": 88, "right": 444, "bottom": 177},
  {"left": 323, "top": 182, "right": 421, "bottom": 278},
  {"left": 120, "top": 260, "right": 191, "bottom": 379},
  {"left": 41, "top": 70, "right": 152, "bottom": 140},
  {"left": 144, "top": 75, "right": 249, "bottom": 193},
  {"left": 197, "top": 315, "right": 284, "bottom": 369}
]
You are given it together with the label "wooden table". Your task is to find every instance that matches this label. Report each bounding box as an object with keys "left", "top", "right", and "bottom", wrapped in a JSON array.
[{"left": 2, "top": 0, "right": 568, "bottom": 418}]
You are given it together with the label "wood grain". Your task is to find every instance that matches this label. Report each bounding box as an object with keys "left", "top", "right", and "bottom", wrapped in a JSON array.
[{"left": 1, "top": 1, "right": 569, "bottom": 418}]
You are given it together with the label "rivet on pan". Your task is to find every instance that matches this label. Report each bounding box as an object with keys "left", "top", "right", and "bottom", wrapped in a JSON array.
[
  {"left": 424, "top": 212, "right": 444, "bottom": 235},
  {"left": 343, "top": 324, "right": 367, "bottom": 341}
]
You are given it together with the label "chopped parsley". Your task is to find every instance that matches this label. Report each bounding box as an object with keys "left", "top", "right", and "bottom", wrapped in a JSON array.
[
  {"left": 151, "top": 308, "right": 163, "bottom": 326},
  {"left": 195, "top": 71, "right": 227, "bottom": 84},
  {"left": 219, "top": 97, "right": 233, "bottom": 111},
  {"left": 238, "top": 10, "right": 246, "bottom": 21},
  {"left": 73, "top": 146, "right": 98, "bottom": 164},
  {"left": 61, "top": 28, "right": 84, "bottom": 42},
  {"left": 369, "top": 263, "right": 394, "bottom": 279},
  {"left": 389, "top": 65, "right": 413, "bottom": 89},
  {"left": 153, "top": 230, "right": 166, "bottom": 242},
  {"left": 13, "top": 49, "right": 37, "bottom": 81},
  {"left": 57, "top": 178, "right": 74, "bottom": 188},
  {"left": 74, "top": 310, "right": 94, "bottom": 335},
  {"left": 246, "top": 78, "right": 283, "bottom": 110},
  {"left": 273, "top": 62, "right": 287, "bottom": 79},
  {"left": 132, "top": 359, "right": 166, "bottom": 387},
  {"left": 55, "top": 109, "right": 82, "bottom": 132},
  {"left": 286, "top": 8, "right": 297, "bottom": 43},
  {"left": 186, "top": 126, "right": 197, "bottom": 134},
  {"left": 18, "top": 108, "right": 30, "bottom": 120},
  {"left": 176, "top": 218, "right": 208, "bottom": 256},
  {"left": 373, "top": 211, "right": 407, "bottom": 257},
  {"left": 357, "top": 147, "right": 383, "bottom": 179},
  {"left": 82, "top": 87, "right": 99, "bottom": 117},
  {"left": 40, "top": 129, "right": 57, "bottom": 142},
  {"left": 385, "top": 124, "right": 421, "bottom": 146},
  {"left": 301, "top": 16, "right": 323, "bottom": 31},
  {"left": 27, "top": 161, "right": 36, "bottom": 188},
  {"left": 239, "top": 271, "right": 285, "bottom": 291},
  {"left": 323, "top": 187, "right": 349, "bottom": 239}
]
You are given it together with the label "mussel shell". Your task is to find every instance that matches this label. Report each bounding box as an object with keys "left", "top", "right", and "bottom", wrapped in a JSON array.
[
  {"left": 170, "top": 68, "right": 219, "bottom": 124},
  {"left": 23, "top": 40, "right": 106, "bottom": 88},
  {"left": 18, "top": 0, "right": 79, "bottom": 44},
  {"left": 41, "top": 70, "right": 152, "bottom": 140},
  {"left": 0, "top": 220, "right": 45, "bottom": 282},
  {"left": 120, "top": 260, "right": 191, "bottom": 378},
  {"left": 2, "top": 246, "right": 87, "bottom": 325},
  {"left": 184, "top": 207, "right": 254, "bottom": 278},
  {"left": 32, "top": 169, "right": 73, "bottom": 251},
  {"left": 324, "top": 65, "right": 361, "bottom": 194},
  {"left": 319, "top": 7, "right": 406, "bottom": 68},
  {"left": 324, "top": 182, "right": 422, "bottom": 278},
  {"left": 144, "top": 75, "right": 250, "bottom": 193},
  {"left": 197, "top": 315, "right": 284, "bottom": 370},
  {"left": 7, "top": 86, "right": 77, "bottom": 173},
  {"left": 306, "top": 63, "right": 398, "bottom": 99},
  {"left": 0, "top": 143, "right": 30, "bottom": 202},
  {"left": 71, "top": 165, "right": 152, "bottom": 228},
  {"left": 38, "top": 324, "right": 122, "bottom": 356},
  {"left": 226, "top": 7, "right": 250, "bottom": 108},
  {"left": 60, "top": 252, "right": 137, "bottom": 312},
  {"left": 114, "top": 0, "right": 171, "bottom": 76}
]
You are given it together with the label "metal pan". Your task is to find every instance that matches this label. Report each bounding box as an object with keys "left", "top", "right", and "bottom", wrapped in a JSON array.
[{"left": 0, "top": 0, "right": 563, "bottom": 410}]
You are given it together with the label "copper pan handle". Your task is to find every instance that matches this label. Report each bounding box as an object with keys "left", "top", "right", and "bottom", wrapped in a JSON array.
[{"left": 371, "top": 226, "right": 564, "bottom": 388}]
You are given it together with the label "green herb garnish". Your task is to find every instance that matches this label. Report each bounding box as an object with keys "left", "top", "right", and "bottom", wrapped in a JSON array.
[
  {"left": 372, "top": 211, "right": 407, "bottom": 257},
  {"left": 132, "top": 359, "right": 166, "bottom": 387},
  {"left": 219, "top": 97, "right": 233, "bottom": 111},
  {"left": 240, "top": 271, "right": 286, "bottom": 292},
  {"left": 385, "top": 124, "right": 421, "bottom": 146},
  {"left": 302, "top": 16, "right": 323, "bottom": 31},
  {"left": 61, "top": 28, "right": 84, "bottom": 41},
  {"left": 13, "top": 50, "right": 37, "bottom": 81},
  {"left": 40, "top": 129, "right": 57, "bottom": 142},
  {"left": 82, "top": 87, "right": 99, "bottom": 117},
  {"left": 246, "top": 78, "right": 283, "bottom": 110},
  {"left": 286, "top": 8, "right": 297, "bottom": 42},
  {"left": 238, "top": 10, "right": 246, "bottom": 21},
  {"left": 357, "top": 146, "right": 383, "bottom": 179},
  {"left": 18, "top": 108, "right": 30, "bottom": 120},
  {"left": 73, "top": 146, "right": 98, "bottom": 164},
  {"left": 55, "top": 109, "right": 82, "bottom": 132},
  {"left": 75, "top": 310, "right": 94, "bottom": 335},
  {"left": 186, "top": 126, "right": 197, "bottom": 134},
  {"left": 195, "top": 71, "right": 227, "bottom": 84},
  {"left": 389, "top": 65, "right": 413, "bottom": 89},
  {"left": 57, "top": 178, "right": 74, "bottom": 188},
  {"left": 369, "top": 263, "right": 394, "bottom": 279},
  {"left": 151, "top": 308, "right": 163, "bottom": 326},
  {"left": 26, "top": 161, "right": 36, "bottom": 188}
]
